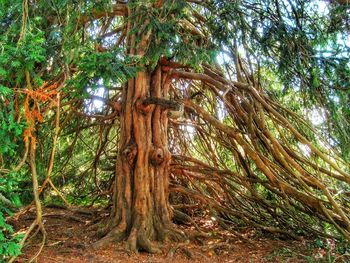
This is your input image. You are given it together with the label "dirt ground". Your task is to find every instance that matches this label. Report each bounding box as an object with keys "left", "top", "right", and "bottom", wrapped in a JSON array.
[{"left": 9, "top": 207, "right": 339, "bottom": 263}]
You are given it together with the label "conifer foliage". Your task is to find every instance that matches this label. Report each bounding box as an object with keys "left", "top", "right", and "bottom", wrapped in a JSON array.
[{"left": 0, "top": 0, "right": 349, "bottom": 260}]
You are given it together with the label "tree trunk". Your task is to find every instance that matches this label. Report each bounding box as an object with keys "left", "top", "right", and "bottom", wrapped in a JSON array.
[
  {"left": 93, "top": 65, "right": 184, "bottom": 252},
  {"left": 92, "top": 5, "right": 186, "bottom": 251}
]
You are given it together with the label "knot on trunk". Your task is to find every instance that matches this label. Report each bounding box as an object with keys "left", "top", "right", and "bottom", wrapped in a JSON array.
[
  {"left": 122, "top": 144, "right": 137, "bottom": 166},
  {"left": 150, "top": 147, "right": 164, "bottom": 166}
]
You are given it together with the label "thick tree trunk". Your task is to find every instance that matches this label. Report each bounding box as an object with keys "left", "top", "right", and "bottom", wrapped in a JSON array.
[
  {"left": 93, "top": 65, "right": 184, "bottom": 252},
  {"left": 93, "top": 4, "right": 185, "bottom": 251}
]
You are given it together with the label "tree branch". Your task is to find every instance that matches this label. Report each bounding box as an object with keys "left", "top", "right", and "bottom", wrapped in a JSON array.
[
  {"left": 142, "top": 97, "right": 180, "bottom": 111},
  {"left": 78, "top": 4, "right": 127, "bottom": 25}
]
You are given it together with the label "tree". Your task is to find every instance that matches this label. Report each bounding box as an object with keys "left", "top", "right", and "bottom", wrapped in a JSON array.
[{"left": 0, "top": 0, "right": 350, "bottom": 258}]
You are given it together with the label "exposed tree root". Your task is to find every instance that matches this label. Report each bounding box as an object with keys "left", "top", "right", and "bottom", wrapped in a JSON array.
[
  {"left": 92, "top": 220, "right": 187, "bottom": 254},
  {"left": 92, "top": 225, "right": 126, "bottom": 249}
]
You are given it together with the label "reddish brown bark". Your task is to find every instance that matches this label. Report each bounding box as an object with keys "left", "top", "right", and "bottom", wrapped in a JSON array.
[
  {"left": 93, "top": 65, "right": 184, "bottom": 252},
  {"left": 91, "top": 2, "right": 186, "bottom": 251}
]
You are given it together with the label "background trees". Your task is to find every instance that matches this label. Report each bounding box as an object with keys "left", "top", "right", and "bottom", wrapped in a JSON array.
[{"left": 0, "top": 0, "right": 349, "bottom": 260}]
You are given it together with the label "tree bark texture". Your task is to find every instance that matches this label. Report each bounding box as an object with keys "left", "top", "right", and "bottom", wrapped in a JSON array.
[{"left": 94, "top": 61, "right": 183, "bottom": 252}]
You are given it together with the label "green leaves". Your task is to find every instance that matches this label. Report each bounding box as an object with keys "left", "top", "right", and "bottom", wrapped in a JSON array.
[
  {"left": 127, "top": 0, "right": 217, "bottom": 70},
  {"left": 0, "top": 99, "right": 24, "bottom": 156},
  {"left": 0, "top": 25, "right": 46, "bottom": 87},
  {"left": 0, "top": 83, "right": 24, "bottom": 262},
  {"left": 0, "top": 210, "right": 22, "bottom": 261},
  {"left": 0, "top": 85, "right": 12, "bottom": 96},
  {"left": 68, "top": 48, "right": 141, "bottom": 95},
  {"left": 207, "top": 0, "right": 350, "bottom": 161},
  {"left": 0, "top": 122, "right": 23, "bottom": 261}
]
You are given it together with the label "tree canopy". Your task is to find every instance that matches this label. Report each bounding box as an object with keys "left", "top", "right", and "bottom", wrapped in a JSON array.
[{"left": 0, "top": 0, "right": 349, "bottom": 261}]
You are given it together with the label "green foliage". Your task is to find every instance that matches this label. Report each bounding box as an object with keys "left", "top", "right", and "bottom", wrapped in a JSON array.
[
  {"left": 0, "top": 172, "right": 22, "bottom": 207},
  {"left": 0, "top": 1, "right": 348, "bottom": 259},
  {"left": 69, "top": 49, "right": 140, "bottom": 95},
  {"left": 0, "top": 85, "right": 23, "bottom": 261},
  {"left": 129, "top": 0, "right": 217, "bottom": 70},
  {"left": 0, "top": 89, "right": 25, "bottom": 201},
  {"left": 0, "top": 173, "right": 23, "bottom": 260},
  {"left": 0, "top": 211, "right": 22, "bottom": 262},
  {"left": 0, "top": 99, "right": 24, "bottom": 157},
  {"left": 207, "top": 0, "right": 350, "bottom": 161},
  {"left": 0, "top": 27, "right": 46, "bottom": 87}
]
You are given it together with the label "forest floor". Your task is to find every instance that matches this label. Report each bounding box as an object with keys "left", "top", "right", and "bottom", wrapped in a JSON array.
[{"left": 10, "top": 207, "right": 342, "bottom": 263}]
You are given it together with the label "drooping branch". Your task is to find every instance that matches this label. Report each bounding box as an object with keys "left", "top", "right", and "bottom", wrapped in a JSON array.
[
  {"left": 78, "top": 3, "right": 128, "bottom": 25},
  {"left": 166, "top": 63, "right": 350, "bottom": 241}
]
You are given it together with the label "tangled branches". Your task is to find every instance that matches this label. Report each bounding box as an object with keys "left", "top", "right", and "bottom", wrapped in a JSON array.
[{"left": 167, "top": 63, "right": 350, "bottom": 241}]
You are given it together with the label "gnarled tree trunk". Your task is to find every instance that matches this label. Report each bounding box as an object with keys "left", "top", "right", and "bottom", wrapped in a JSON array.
[{"left": 94, "top": 64, "right": 183, "bottom": 252}]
